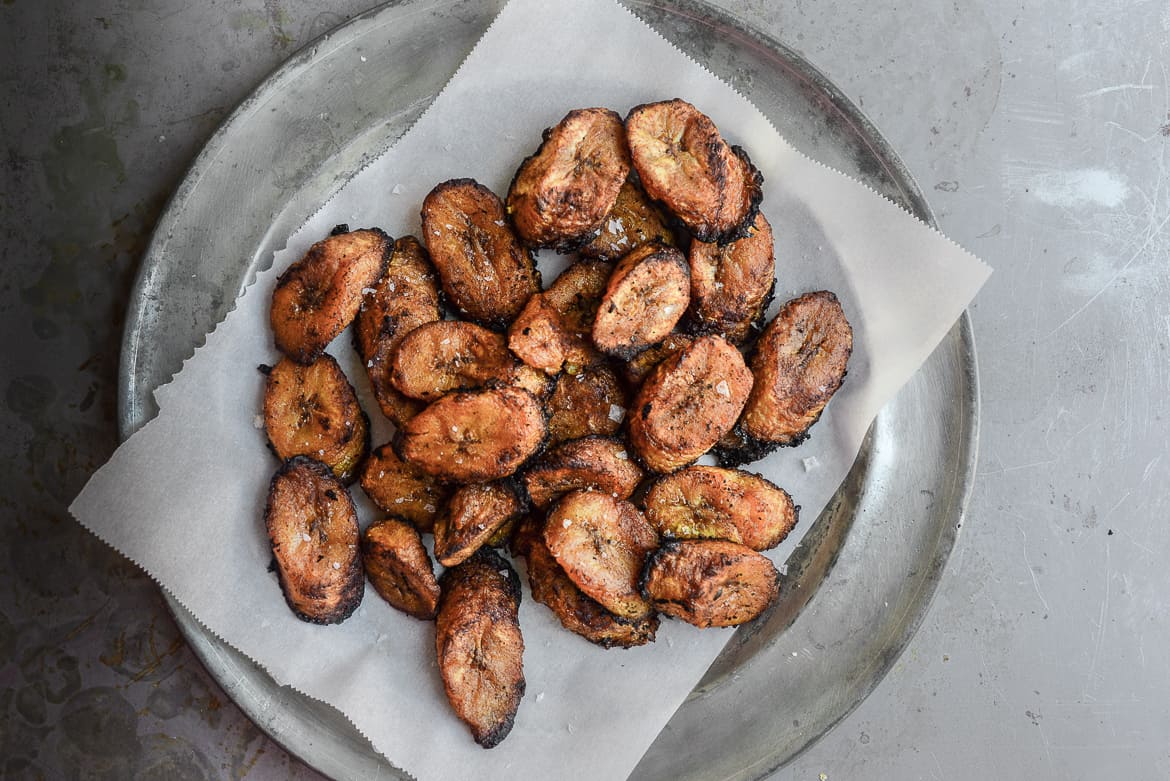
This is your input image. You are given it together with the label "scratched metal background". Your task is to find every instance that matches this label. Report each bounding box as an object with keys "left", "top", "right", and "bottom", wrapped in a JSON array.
[{"left": 2, "top": 1, "right": 1168, "bottom": 779}]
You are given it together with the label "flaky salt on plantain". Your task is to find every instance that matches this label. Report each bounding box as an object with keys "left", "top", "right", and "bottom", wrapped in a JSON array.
[
  {"left": 621, "top": 332, "right": 694, "bottom": 387},
  {"left": 542, "top": 259, "right": 613, "bottom": 340},
  {"left": 433, "top": 482, "right": 525, "bottom": 568},
  {"left": 359, "top": 443, "right": 450, "bottom": 533},
  {"left": 522, "top": 436, "right": 643, "bottom": 509},
  {"left": 640, "top": 539, "right": 779, "bottom": 628},
  {"left": 362, "top": 517, "right": 441, "bottom": 620},
  {"left": 687, "top": 212, "right": 776, "bottom": 344},
  {"left": 579, "top": 175, "right": 676, "bottom": 262},
  {"left": 592, "top": 242, "right": 690, "bottom": 359},
  {"left": 392, "top": 320, "right": 537, "bottom": 401},
  {"left": 546, "top": 362, "right": 628, "bottom": 446}
]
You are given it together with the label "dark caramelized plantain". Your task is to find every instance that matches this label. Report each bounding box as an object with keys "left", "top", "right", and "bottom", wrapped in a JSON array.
[
  {"left": 359, "top": 444, "right": 449, "bottom": 533},
  {"left": 271, "top": 227, "right": 391, "bottom": 364},
  {"left": 362, "top": 517, "right": 440, "bottom": 620},
  {"left": 396, "top": 387, "right": 548, "bottom": 483},
  {"left": 544, "top": 490, "right": 658, "bottom": 620},
  {"left": 355, "top": 235, "right": 442, "bottom": 427},
  {"left": 628, "top": 335, "right": 753, "bottom": 473},
  {"left": 507, "top": 107, "right": 631, "bottom": 251},
  {"left": 687, "top": 212, "right": 776, "bottom": 344},
  {"left": 392, "top": 320, "right": 526, "bottom": 401},
  {"left": 640, "top": 539, "right": 779, "bottom": 628},
  {"left": 621, "top": 332, "right": 694, "bottom": 387},
  {"left": 580, "top": 175, "right": 676, "bottom": 262},
  {"left": 517, "top": 519, "right": 658, "bottom": 649},
  {"left": 626, "top": 99, "right": 763, "bottom": 245},
  {"left": 542, "top": 259, "right": 613, "bottom": 341},
  {"left": 592, "top": 242, "right": 690, "bottom": 359},
  {"left": 522, "top": 436, "right": 643, "bottom": 509},
  {"left": 434, "top": 482, "right": 525, "bottom": 568},
  {"left": 263, "top": 355, "right": 369, "bottom": 484},
  {"left": 264, "top": 457, "right": 364, "bottom": 624},
  {"left": 436, "top": 548, "right": 525, "bottom": 748},
  {"left": 546, "top": 362, "right": 627, "bottom": 446},
  {"left": 642, "top": 466, "right": 797, "bottom": 551},
  {"left": 507, "top": 292, "right": 595, "bottom": 376},
  {"left": 733, "top": 291, "right": 853, "bottom": 458},
  {"left": 421, "top": 179, "right": 540, "bottom": 329}
]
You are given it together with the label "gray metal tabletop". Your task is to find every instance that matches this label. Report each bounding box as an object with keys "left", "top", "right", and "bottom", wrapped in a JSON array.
[{"left": 3, "top": 1, "right": 1166, "bottom": 779}]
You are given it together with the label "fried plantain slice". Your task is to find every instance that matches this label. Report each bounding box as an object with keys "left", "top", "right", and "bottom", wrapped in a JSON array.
[
  {"left": 436, "top": 548, "right": 525, "bottom": 748},
  {"left": 359, "top": 443, "right": 449, "bottom": 532},
  {"left": 642, "top": 466, "right": 797, "bottom": 551},
  {"left": 396, "top": 387, "right": 548, "bottom": 483},
  {"left": 640, "top": 539, "right": 779, "bottom": 628},
  {"left": 592, "top": 242, "right": 690, "bottom": 359},
  {"left": 421, "top": 179, "right": 541, "bottom": 329},
  {"left": 687, "top": 212, "right": 776, "bottom": 344},
  {"left": 507, "top": 292, "right": 595, "bottom": 376},
  {"left": 628, "top": 335, "right": 753, "bottom": 473},
  {"left": 546, "top": 362, "right": 627, "bottom": 446},
  {"left": 362, "top": 517, "right": 441, "bottom": 620},
  {"left": 733, "top": 290, "right": 853, "bottom": 459},
  {"left": 522, "top": 436, "right": 643, "bottom": 509},
  {"left": 355, "top": 236, "right": 442, "bottom": 427},
  {"left": 621, "top": 332, "right": 695, "bottom": 387},
  {"left": 484, "top": 513, "right": 519, "bottom": 549},
  {"left": 392, "top": 320, "right": 525, "bottom": 401},
  {"left": 434, "top": 482, "right": 525, "bottom": 568},
  {"left": 544, "top": 490, "right": 658, "bottom": 620},
  {"left": 542, "top": 259, "right": 613, "bottom": 340},
  {"left": 626, "top": 99, "right": 763, "bottom": 245},
  {"left": 580, "top": 175, "right": 676, "bottom": 262},
  {"left": 264, "top": 457, "right": 364, "bottom": 624},
  {"left": 507, "top": 107, "right": 631, "bottom": 251},
  {"left": 271, "top": 227, "right": 391, "bottom": 364},
  {"left": 263, "top": 355, "right": 369, "bottom": 484}
]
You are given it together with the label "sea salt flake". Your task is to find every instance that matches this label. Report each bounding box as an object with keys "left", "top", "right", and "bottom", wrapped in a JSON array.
[
  {"left": 252, "top": 414, "right": 265, "bottom": 429},
  {"left": 361, "top": 287, "right": 377, "bottom": 295},
  {"left": 608, "top": 404, "right": 625, "bottom": 422},
  {"left": 536, "top": 691, "right": 545, "bottom": 702},
  {"left": 424, "top": 504, "right": 436, "bottom": 513},
  {"left": 802, "top": 456, "right": 819, "bottom": 472},
  {"left": 562, "top": 518, "right": 572, "bottom": 528},
  {"left": 616, "top": 450, "right": 628, "bottom": 460},
  {"left": 301, "top": 533, "right": 312, "bottom": 542},
  {"left": 715, "top": 380, "right": 730, "bottom": 397},
  {"left": 391, "top": 183, "right": 404, "bottom": 194},
  {"left": 663, "top": 304, "right": 675, "bottom": 316},
  {"left": 387, "top": 282, "right": 396, "bottom": 292},
  {"left": 332, "top": 562, "right": 341, "bottom": 569}
]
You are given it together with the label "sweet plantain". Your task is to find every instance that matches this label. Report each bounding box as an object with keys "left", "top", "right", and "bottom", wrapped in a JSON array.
[
  {"left": 592, "top": 242, "right": 690, "bottom": 359},
  {"left": 271, "top": 226, "right": 391, "bottom": 364},
  {"left": 362, "top": 517, "right": 441, "bottom": 620},
  {"left": 392, "top": 320, "right": 530, "bottom": 401},
  {"left": 264, "top": 457, "right": 364, "bottom": 624},
  {"left": 522, "top": 436, "right": 643, "bottom": 509},
  {"left": 507, "top": 292, "right": 595, "bottom": 376},
  {"left": 579, "top": 175, "right": 676, "bottom": 262},
  {"left": 359, "top": 443, "right": 450, "bottom": 532},
  {"left": 433, "top": 482, "right": 525, "bottom": 568},
  {"left": 687, "top": 212, "right": 775, "bottom": 344},
  {"left": 436, "top": 548, "right": 525, "bottom": 748},
  {"left": 640, "top": 539, "right": 779, "bottom": 628},
  {"left": 542, "top": 259, "right": 613, "bottom": 341},
  {"left": 546, "top": 362, "right": 627, "bottom": 446},
  {"left": 620, "top": 332, "right": 694, "bottom": 387}
]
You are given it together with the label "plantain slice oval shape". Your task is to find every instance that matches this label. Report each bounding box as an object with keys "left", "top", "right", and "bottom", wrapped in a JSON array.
[
  {"left": 522, "top": 436, "right": 643, "bottom": 510},
  {"left": 546, "top": 362, "right": 628, "bottom": 446},
  {"left": 513, "top": 515, "right": 658, "bottom": 649},
  {"left": 271, "top": 227, "right": 392, "bottom": 364},
  {"left": 436, "top": 548, "right": 525, "bottom": 749},
  {"left": 592, "top": 242, "right": 690, "bottom": 359},
  {"left": 628, "top": 335, "right": 753, "bottom": 473},
  {"left": 362, "top": 517, "right": 441, "bottom": 620},
  {"left": 396, "top": 387, "right": 548, "bottom": 483},
  {"left": 507, "top": 292, "right": 595, "bottom": 376},
  {"left": 687, "top": 212, "right": 776, "bottom": 344},
  {"left": 264, "top": 457, "right": 364, "bottom": 624},
  {"left": 507, "top": 107, "right": 631, "bottom": 251},
  {"left": 580, "top": 175, "right": 676, "bottom": 262},
  {"left": 642, "top": 466, "right": 797, "bottom": 551},
  {"left": 736, "top": 290, "right": 853, "bottom": 456},
  {"left": 392, "top": 320, "right": 525, "bottom": 401},
  {"left": 355, "top": 235, "right": 442, "bottom": 427},
  {"left": 542, "top": 259, "right": 613, "bottom": 341},
  {"left": 434, "top": 481, "right": 525, "bottom": 568},
  {"left": 421, "top": 179, "right": 541, "bottom": 329},
  {"left": 544, "top": 490, "right": 659, "bottom": 620},
  {"left": 263, "top": 355, "right": 369, "bottom": 484},
  {"left": 625, "top": 99, "right": 763, "bottom": 245},
  {"left": 359, "top": 443, "right": 450, "bottom": 533},
  {"left": 640, "top": 539, "right": 779, "bottom": 628},
  {"left": 621, "top": 332, "right": 694, "bottom": 387}
]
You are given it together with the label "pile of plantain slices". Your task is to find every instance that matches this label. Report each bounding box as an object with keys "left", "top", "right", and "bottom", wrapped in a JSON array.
[{"left": 259, "top": 99, "right": 853, "bottom": 749}]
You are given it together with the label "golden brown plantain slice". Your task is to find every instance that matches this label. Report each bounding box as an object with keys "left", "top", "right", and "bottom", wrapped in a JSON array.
[
  {"left": 580, "top": 175, "right": 676, "bottom": 262},
  {"left": 727, "top": 290, "right": 852, "bottom": 463},
  {"left": 687, "top": 212, "right": 776, "bottom": 344},
  {"left": 434, "top": 482, "right": 525, "bottom": 568},
  {"left": 621, "top": 332, "right": 695, "bottom": 387},
  {"left": 592, "top": 242, "right": 690, "bottom": 359},
  {"left": 484, "top": 513, "right": 519, "bottom": 549},
  {"left": 628, "top": 335, "right": 753, "bottom": 473},
  {"left": 522, "top": 436, "right": 643, "bottom": 509},
  {"left": 642, "top": 466, "right": 797, "bottom": 551},
  {"left": 271, "top": 226, "right": 391, "bottom": 364},
  {"left": 355, "top": 236, "right": 442, "bottom": 427},
  {"left": 542, "top": 259, "right": 613, "bottom": 340},
  {"left": 362, "top": 517, "right": 441, "bottom": 620},
  {"left": 396, "top": 387, "right": 548, "bottom": 483},
  {"left": 264, "top": 457, "right": 364, "bottom": 624},
  {"left": 546, "top": 362, "right": 627, "bottom": 446},
  {"left": 544, "top": 490, "right": 658, "bottom": 620},
  {"left": 436, "top": 548, "right": 525, "bottom": 748},
  {"left": 506, "top": 292, "right": 594, "bottom": 376},
  {"left": 263, "top": 355, "right": 369, "bottom": 484},
  {"left": 626, "top": 99, "right": 763, "bottom": 245},
  {"left": 507, "top": 107, "right": 631, "bottom": 251},
  {"left": 640, "top": 539, "right": 779, "bottom": 628},
  {"left": 359, "top": 443, "right": 449, "bottom": 533},
  {"left": 392, "top": 320, "right": 522, "bottom": 401},
  {"left": 421, "top": 179, "right": 541, "bottom": 329}
]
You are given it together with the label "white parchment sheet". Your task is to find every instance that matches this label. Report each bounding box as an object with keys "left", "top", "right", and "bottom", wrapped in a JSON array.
[{"left": 71, "top": 0, "right": 991, "bottom": 778}]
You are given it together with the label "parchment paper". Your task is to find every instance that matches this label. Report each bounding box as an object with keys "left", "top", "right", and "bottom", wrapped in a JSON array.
[{"left": 71, "top": 0, "right": 992, "bottom": 778}]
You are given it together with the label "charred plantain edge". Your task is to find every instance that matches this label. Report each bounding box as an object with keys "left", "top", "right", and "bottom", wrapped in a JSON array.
[
  {"left": 692, "top": 146, "right": 764, "bottom": 247},
  {"left": 637, "top": 539, "right": 683, "bottom": 600}
]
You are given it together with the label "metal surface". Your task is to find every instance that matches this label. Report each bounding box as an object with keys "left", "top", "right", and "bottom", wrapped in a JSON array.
[{"left": 116, "top": 1, "right": 977, "bottom": 779}]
